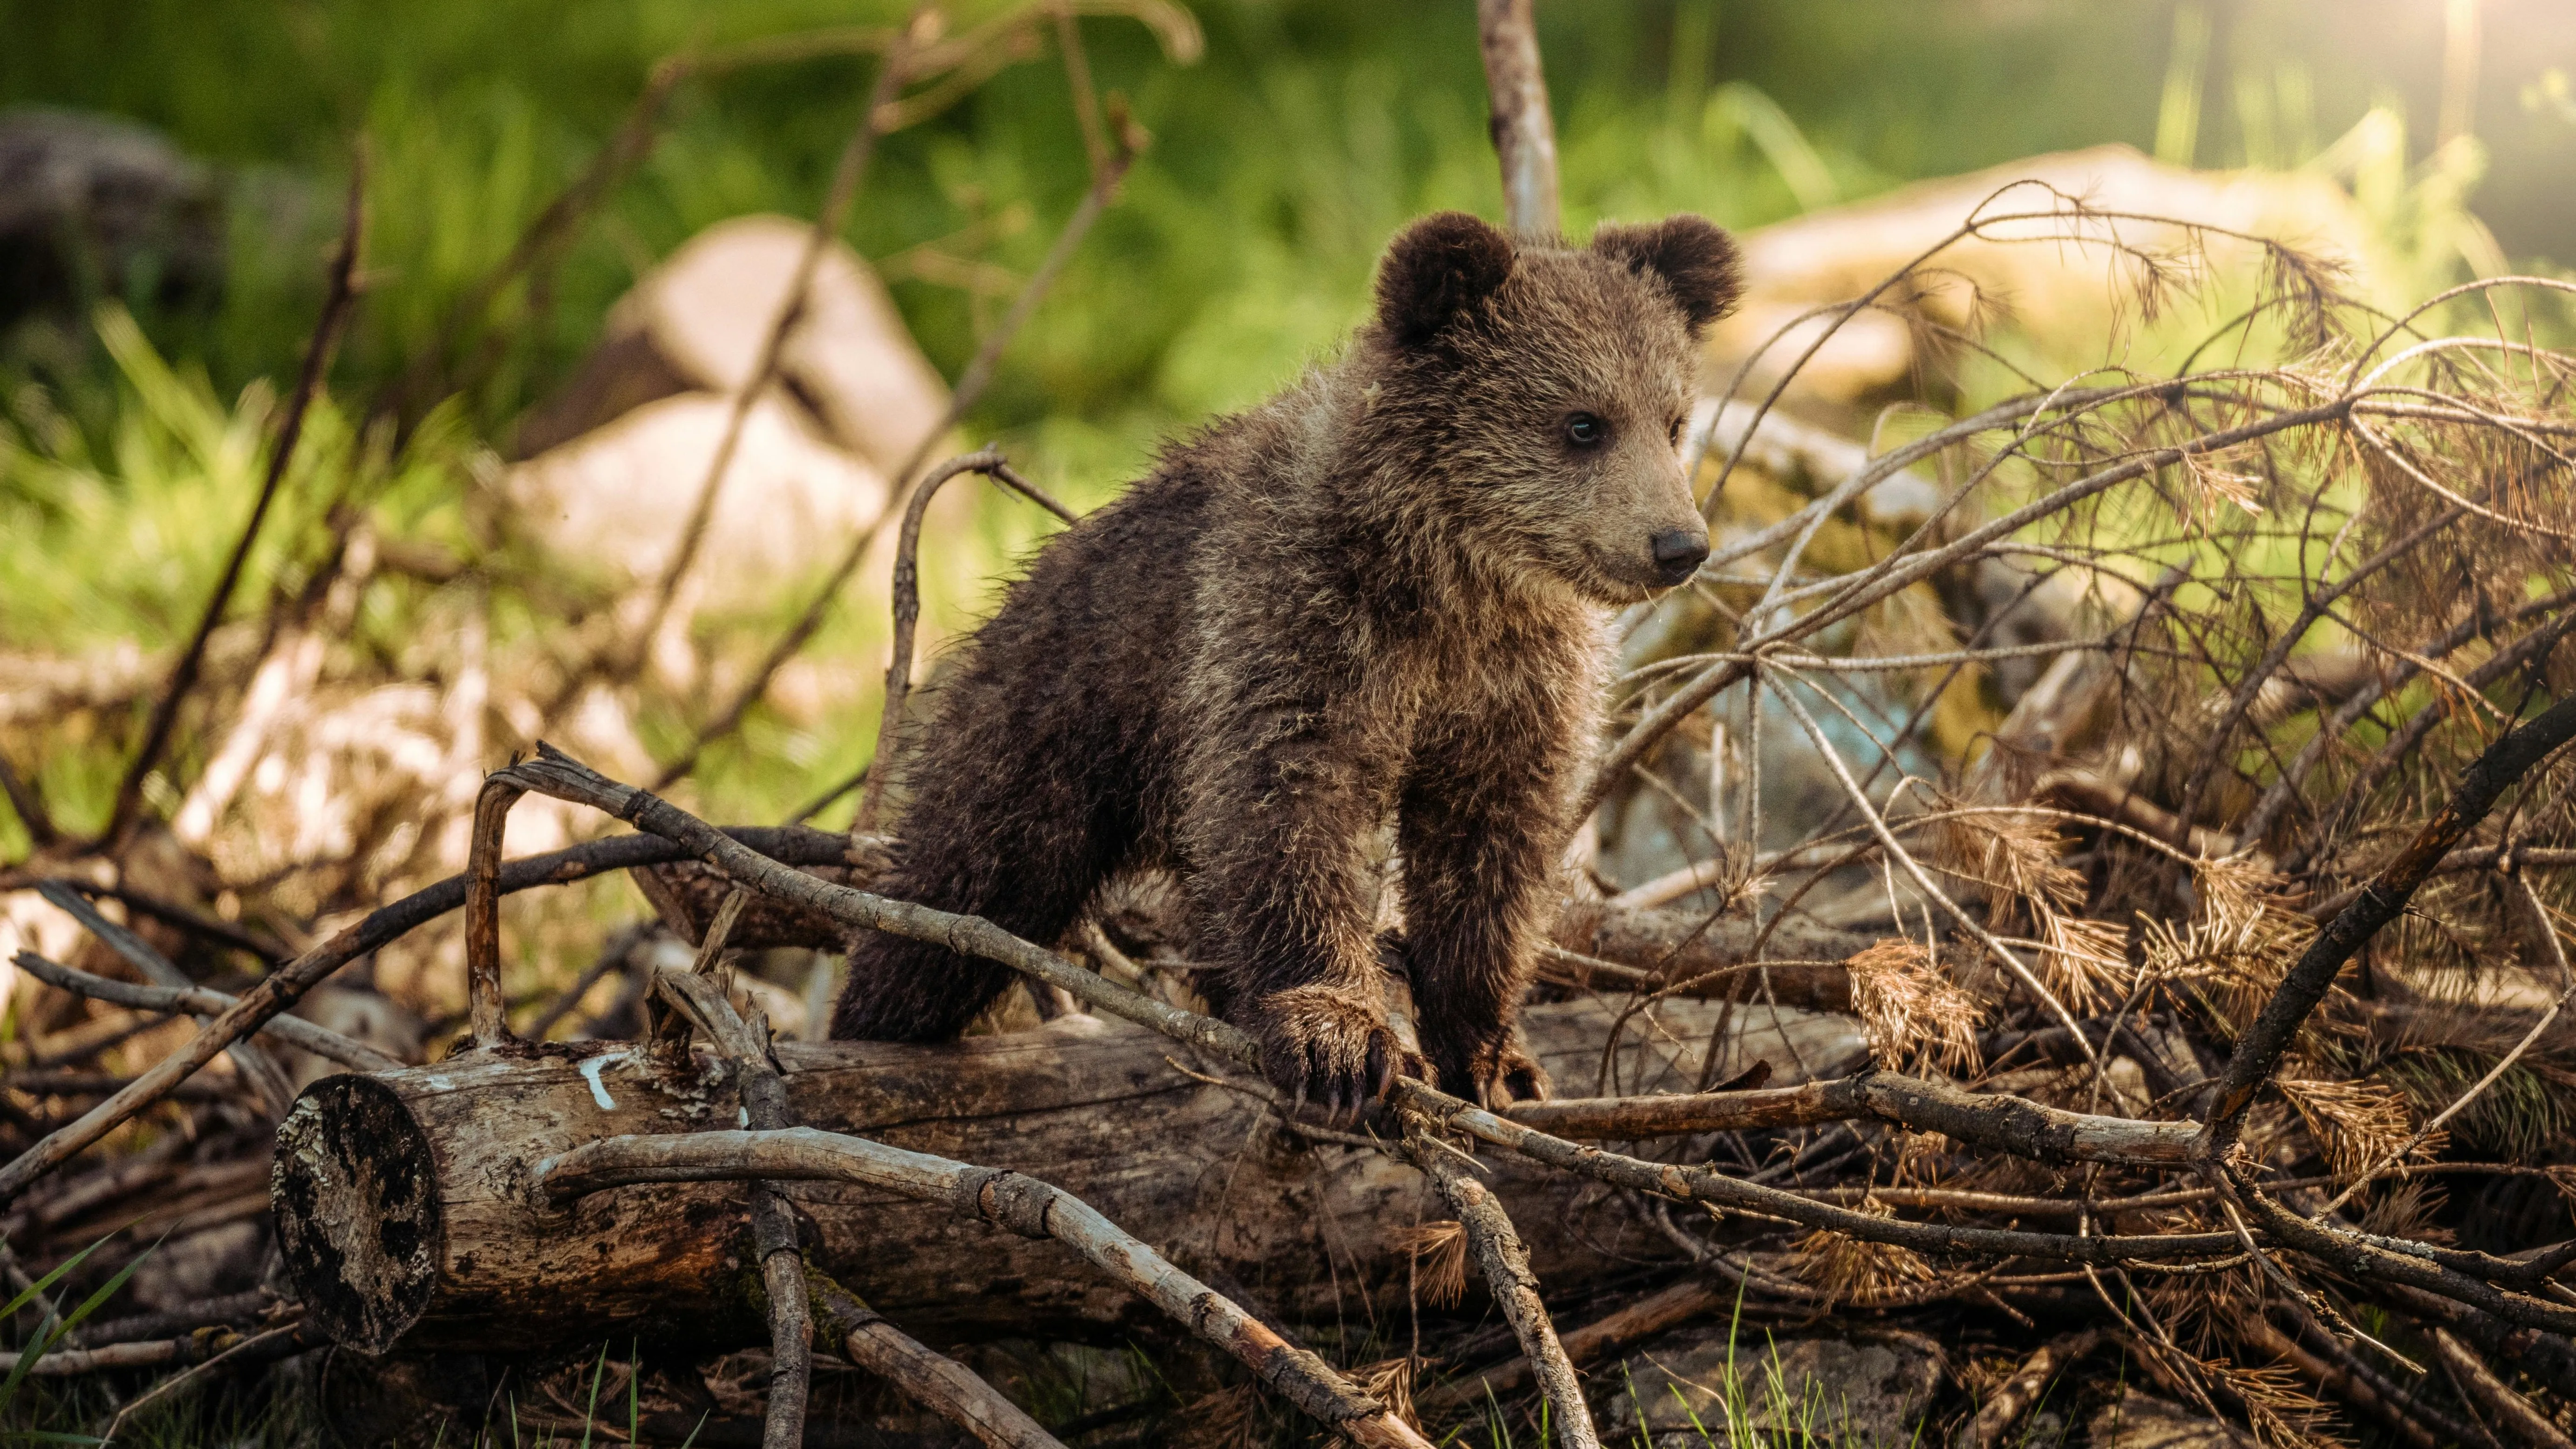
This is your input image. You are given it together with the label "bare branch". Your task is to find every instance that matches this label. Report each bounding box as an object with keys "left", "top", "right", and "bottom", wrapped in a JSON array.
[
  {"left": 95, "top": 1321, "right": 316, "bottom": 1446},
  {"left": 2201, "top": 687, "right": 2576, "bottom": 1154},
  {"left": 12, "top": 951, "right": 400, "bottom": 1073},
  {"left": 33, "top": 882, "right": 296, "bottom": 1116},
  {"left": 1954, "top": 1331, "right": 2100, "bottom": 1449},
  {"left": 1503, "top": 1073, "right": 2195, "bottom": 1161},
  {"left": 1404, "top": 1125, "right": 1595, "bottom": 1448},
  {"left": 853, "top": 448, "right": 1075, "bottom": 834},
  {"left": 811, "top": 1272, "right": 1068, "bottom": 1449},
  {"left": 102, "top": 155, "right": 366, "bottom": 847},
  {"left": 2433, "top": 1328, "right": 2576, "bottom": 1449},
  {"left": 650, "top": 967, "right": 811, "bottom": 1449},
  {"left": 0, "top": 823, "right": 853, "bottom": 1205},
  {"left": 534, "top": 1126, "right": 1430, "bottom": 1447}
]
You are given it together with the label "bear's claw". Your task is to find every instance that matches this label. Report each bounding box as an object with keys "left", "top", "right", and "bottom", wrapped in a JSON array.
[
  {"left": 1424, "top": 1028, "right": 1551, "bottom": 1109},
  {"left": 1251, "top": 986, "right": 1424, "bottom": 1128}
]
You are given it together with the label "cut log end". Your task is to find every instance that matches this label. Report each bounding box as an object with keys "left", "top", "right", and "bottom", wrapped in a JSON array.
[{"left": 273, "top": 1075, "right": 443, "bottom": 1353}]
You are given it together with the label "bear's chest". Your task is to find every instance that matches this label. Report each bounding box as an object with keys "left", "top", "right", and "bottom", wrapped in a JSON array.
[{"left": 1373, "top": 608, "right": 1605, "bottom": 752}]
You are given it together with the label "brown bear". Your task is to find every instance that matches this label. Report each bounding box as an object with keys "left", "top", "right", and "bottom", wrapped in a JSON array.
[{"left": 831, "top": 210, "right": 1741, "bottom": 1116}]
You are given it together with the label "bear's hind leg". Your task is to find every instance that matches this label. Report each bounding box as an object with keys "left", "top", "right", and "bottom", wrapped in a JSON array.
[{"left": 830, "top": 758, "right": 1124, "bottom": 1042}]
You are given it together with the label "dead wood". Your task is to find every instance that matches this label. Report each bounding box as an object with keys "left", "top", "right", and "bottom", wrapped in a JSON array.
[
  {"left": 2237, "top": 1312, "right": 2461, "bottom": 1449},
  {"left": 0, "top": 873, "right": 286, "bottom": 964},
  {"left": 2433, "top": 1327, "right": 2576, "bottom": 1449},
  {"left": 0, "top": 1320, "right": 316, "bottom": 1379},
  {"left": 649, "top": 968, "right": 812, "bottom": 1449},
  {"left": 1955, "top": 1331, "right": 2099, "bottom": 1449},
  {"left": 484, "top": 748, "right": 2243, "bottom": 1262},
  {"left": 95, "top": 1320, "right": 320, "bottom": 1445},
  {"left": 0, "top": 825, "right": 852, "bottom": 1206},
  {"left": 1474, "top": 0, "right": 1558, "bottom": 235},
  {"left": 811, "top": 1273, "right": 1067, "bottom": 1449},
  {"left": 267, "top": 995, "right": 1773, "bottom": 1353},
  {"left": 532, "top": 1125, "right": 1435, "bottom": 1448},
  {"left": 30, "top": 883, "right": 301, "bottom": 1109},
  {"left": 1404, "top": 1128, "right": 1596, "bottom": 1447},
  {"left": 101, "top": 158, "right": 364, "bottom": 849},
  {"left": 77, "top": 1290, "right": 276, "bottom": 1348},
  {"left": 2201, "top": 687, "right": 2576, "bottom": 1156},
  {"left": 1502, "top": 1071, "right": 2196, "bottom": 1160},
  {"left": 1421, "top": 1276, "right": 1731, "bottom": 1413},
  {"left": 853, "top": 448, "right": 1075, "bottom": 834}
]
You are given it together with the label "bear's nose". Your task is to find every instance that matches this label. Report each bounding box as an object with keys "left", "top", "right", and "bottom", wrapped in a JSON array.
[{"left": 1649, "top": 529, "right": 1710, "bottom": 585}]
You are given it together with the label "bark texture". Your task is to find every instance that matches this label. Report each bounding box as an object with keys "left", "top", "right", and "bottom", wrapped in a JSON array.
[{"left": 273, "top": 998, "right": 1851, "bottom": 1353}]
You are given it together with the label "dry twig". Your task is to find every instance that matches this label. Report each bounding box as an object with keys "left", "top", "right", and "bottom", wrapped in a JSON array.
[
  {"left": 101, "top": 156, "right": 366, "bottom": 848},
  {"left": 534, "top": 1127, "right": 1431, "bottom": 1448},
  {"left": 1401, "top": 1125, "right": 1595, "bottom": 1448}
]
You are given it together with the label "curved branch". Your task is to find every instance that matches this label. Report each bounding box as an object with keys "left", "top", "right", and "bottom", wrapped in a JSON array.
[
  {"left": 11, "top": 952, "right": 400, "bottom": 1073},
  {"left": 852, "top": 448, "right": 1075, "bottom": 834},
  {"left": 0, "top": 823, "right": 852, "bottom": 1205},
  {"left": 536, "top": 1127, "right": 1429, "bottom": 1448}
]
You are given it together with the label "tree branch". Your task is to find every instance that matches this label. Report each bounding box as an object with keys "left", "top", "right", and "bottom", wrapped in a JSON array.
[
  {"left": 534, "top": 1127, "right": 1430, "bottom": 1448},
  {"left": 1404, "top": 1128, "right": 1595, "bottom": 1448},
  {"left": 2200, "top": 687, "right": 2576, "bottom": 1153},
  {"left": 11, "top": 952, "right": 399, "bottom": 1073},
  {"left": 811, "top": 1272, "right": 1067, "bottom": 1449},
  {"left": 650, "top": 967, "right": 810, "bottom": 1449},
  {"left": 102, "top": 156, "right": 366, "bottom": 847}
]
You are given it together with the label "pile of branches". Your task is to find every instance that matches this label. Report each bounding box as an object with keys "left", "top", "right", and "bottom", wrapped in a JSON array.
[{"left": 4, "top": 4, "right": 2576, "bottom": 1448}]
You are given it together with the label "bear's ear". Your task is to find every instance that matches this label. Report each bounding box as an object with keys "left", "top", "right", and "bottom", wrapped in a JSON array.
[
  {"left": 1592, "top": 214, "right": 1744, "bottom": 335},
  {"left": 1376, "top": 211, "right": 1515, "bottom": 347}
]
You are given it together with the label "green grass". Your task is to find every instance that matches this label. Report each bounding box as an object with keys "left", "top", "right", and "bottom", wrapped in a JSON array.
[{"left": 14, "top": 0, "right": 2568, "bottom": 450}]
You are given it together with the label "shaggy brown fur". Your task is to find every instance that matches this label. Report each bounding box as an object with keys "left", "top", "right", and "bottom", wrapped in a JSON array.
[{"left": 831, "top": 211, "right": 1742, "bottom": 1114}]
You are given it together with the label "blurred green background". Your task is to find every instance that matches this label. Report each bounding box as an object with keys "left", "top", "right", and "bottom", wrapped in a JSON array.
[{"left": 7, "top": 0, "right": 2572, "bottom": 467}]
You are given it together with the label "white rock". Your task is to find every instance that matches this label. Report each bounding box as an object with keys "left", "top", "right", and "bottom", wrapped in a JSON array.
[
  {"left": 507, "top": 387, "right": 889, "bottom": 596},
  {"left": 519, "top": 213, "right": 951, "bottom": 476}
]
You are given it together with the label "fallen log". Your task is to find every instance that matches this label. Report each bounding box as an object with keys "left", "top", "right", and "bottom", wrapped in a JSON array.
[{"left": 271, "top": 997, "right": 1856, "bottom": 1354}]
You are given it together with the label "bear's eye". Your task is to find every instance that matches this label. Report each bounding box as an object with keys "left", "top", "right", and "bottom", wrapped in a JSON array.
[{"left": 1565, "top": 412, "right": 1606, "bottom": 448}]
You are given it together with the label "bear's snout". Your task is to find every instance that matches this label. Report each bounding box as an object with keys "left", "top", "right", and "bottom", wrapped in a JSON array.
[{"left": 1648, "top": 528, "right": 1711, "bottom": 586}]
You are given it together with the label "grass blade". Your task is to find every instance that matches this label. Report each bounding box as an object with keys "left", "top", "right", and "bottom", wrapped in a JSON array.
[
  {"left": 0, "top": 1236, "right": 106, "bottom": 1326},
  {"left": 575, "top": 1342, "right": 606, "bottom": 1449},
  {"left": 0, "top": 1233, "right": 154, "bottom": 1416}
]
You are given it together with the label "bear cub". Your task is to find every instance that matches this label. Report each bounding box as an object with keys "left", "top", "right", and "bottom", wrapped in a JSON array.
[{"left": 831, "top": 210, "right": 1743, "bottom": 1116}]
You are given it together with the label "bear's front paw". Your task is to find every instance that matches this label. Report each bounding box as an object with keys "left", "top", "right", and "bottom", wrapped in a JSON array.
[
  {"left": 1424, "top": 1026, "right": 1551, "bottom": 1109},
  {"left": 1247, "top": 985, "right": 1425, "bottom": 1127}
]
